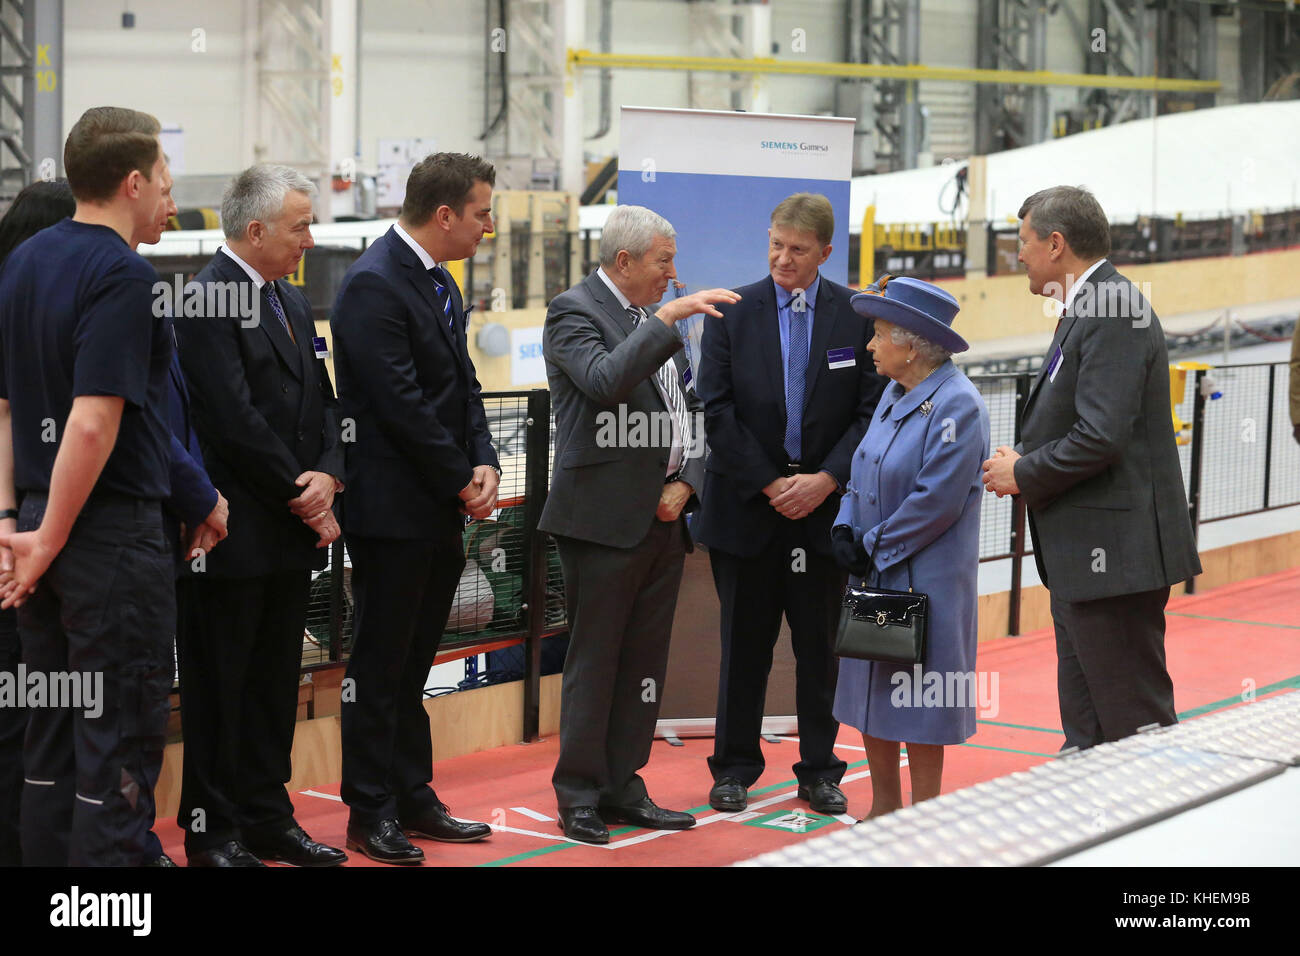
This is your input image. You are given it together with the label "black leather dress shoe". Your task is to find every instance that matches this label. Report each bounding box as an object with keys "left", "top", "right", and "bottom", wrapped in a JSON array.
[
  {"left": 245, "top": 824, "right": 347, "bottom": 867},
  {"left": 345, "top": 819, "right": 424, "bottom": 865},
  {"left": 403, "top": 803, "right": 491, "bottom": 843},
  {"left": 557, "top": 806, "right": 609, "bottom": 844},
  {"left": 599, "top": 796, "right": 695, "bottom": 830},
  {"left": 798, "top": 779, "right": 848, "bottom": 815},
  {"left": 708, "top": 776, "right": 748, "bottom": 812},
  {"left": 186, "top": 841, "right": 266, "bottom": 867},
  {"left": 144, "top": 852, "right": 178, "bottom": 867}
]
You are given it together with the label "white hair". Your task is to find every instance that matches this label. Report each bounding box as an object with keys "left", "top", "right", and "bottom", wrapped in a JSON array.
[
  {"left": 599, "top": 205, "right": 676, "bottom": 267},
  {"left": 221, "top": 164, "right": 317, "bottom": 240},
  {"left": 889, "top": 324, "right": 952, "bottom": 368}
]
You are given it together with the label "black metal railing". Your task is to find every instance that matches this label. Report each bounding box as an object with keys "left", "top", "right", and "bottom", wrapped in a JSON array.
[
  {"left": 294, "top": 358, "right": 1298, "bottom": 738},
  {"left": 966, "top": 358, "right": 1299, "bottom": 634}
]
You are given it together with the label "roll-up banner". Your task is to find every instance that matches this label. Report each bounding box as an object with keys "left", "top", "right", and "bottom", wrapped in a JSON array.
[
  {"left": 618, "top": 107, "right": 856, "bottom": 384},
  {"left": 617, "top": 107, "right": 856, "bottom": 736}
]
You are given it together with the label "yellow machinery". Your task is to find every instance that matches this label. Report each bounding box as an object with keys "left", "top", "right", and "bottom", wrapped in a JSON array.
[{"left": 1170, "top": 361, "right": 1212, "bottom": 445}]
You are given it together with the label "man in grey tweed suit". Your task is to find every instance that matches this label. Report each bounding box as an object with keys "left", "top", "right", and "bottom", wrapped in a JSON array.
[
  {"left": 983, "top": 186, "right": 1201, "bottom": 752},
  {"left": 540, "top": 205, "right": 739, "bottom": 844}
]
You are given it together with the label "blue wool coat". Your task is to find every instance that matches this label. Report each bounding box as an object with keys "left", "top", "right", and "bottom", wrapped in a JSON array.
[{"left": 831, "top": 360, "right": 989, "bottom": 745}]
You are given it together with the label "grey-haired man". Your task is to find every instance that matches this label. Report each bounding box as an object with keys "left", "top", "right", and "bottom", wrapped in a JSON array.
[
  {"left": 540, "top": 205, "right": 739, "bottom": 843},
  {"left": 173, "top": 165, "right": 345, "bottom": 867}
]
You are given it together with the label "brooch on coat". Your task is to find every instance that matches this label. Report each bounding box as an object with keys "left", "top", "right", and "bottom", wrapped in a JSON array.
[{"left": 919, "top": 400, "right": 934, "bottom": 417}]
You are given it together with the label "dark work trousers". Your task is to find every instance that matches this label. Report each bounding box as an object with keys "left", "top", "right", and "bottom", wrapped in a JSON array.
[
  {"left": 0, "top": 607, "right": 23, "bottom": 865},
  {"left": 17, "top": 492, "right": 173, "bottom": 867},
  {"left": 707, "top": 520, "right": 848, "bottom": 789},
  {"left": 340, "top": 531, "right": 464, "bottom": 826},
  {"left": 1052, "top": 585, "right": 1177, "bottom": 751},
  {"left": 176, "top": 571, "right": 309, "bottom": 852},
  {"left": 551, "top": 516, "right": 687, "bottom": 809}
]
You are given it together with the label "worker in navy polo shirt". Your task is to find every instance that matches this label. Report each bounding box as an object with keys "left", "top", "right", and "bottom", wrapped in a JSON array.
[{"left": 0, "top": 106, "right": 175, "bottom": 867}]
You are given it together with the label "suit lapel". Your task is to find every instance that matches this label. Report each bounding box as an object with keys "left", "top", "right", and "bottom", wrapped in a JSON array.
[
  {"left": 802, "top": 276, "right": 836, "bottom": 406},
  {"left": 386, "top": 229, "right": 462, "bottom": 357},
  {"left": 214, "top": 253, "right": 303, "bottom": 380},
  {"left": 756, "top": 278, "right": 784, "bottom": 405},
  {"left": 585, "top": 272, "right": 637, "bottom": 340},
  {"left": 261, "top": 279, "right": 304, "bottom": 381}
]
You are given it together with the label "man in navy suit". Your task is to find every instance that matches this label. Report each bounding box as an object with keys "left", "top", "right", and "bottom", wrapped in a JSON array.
[
  {"left": 330, "top": 153, "right": 500, "bottom": 865},
  {"left": 697, "top": 193, "right": 885, "bottom": 814},
  {"left": 174, "top": 165, "right": 346, "bottom": 867},
  {"left": 138, "top": 156, "right": 228, "bottom": 867}
]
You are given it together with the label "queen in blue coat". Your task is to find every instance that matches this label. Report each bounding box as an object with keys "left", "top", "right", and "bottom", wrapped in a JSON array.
[{"left": 828, "top": 275, "right": 989, "bottom": 819}]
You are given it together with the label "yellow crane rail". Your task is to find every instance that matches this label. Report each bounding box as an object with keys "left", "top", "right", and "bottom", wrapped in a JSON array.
[{"left": 567, "top": 50, "right": 1221, "bottom": 94}]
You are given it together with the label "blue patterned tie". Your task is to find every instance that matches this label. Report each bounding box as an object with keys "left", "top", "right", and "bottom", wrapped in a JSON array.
[
  {"left": 429, "top": 265, "right": 455, "bottom": 332},
  {"left": 783, "top": 297, "right": 807, "bottom": 460},
  {"left": 264, "top": 281, "right": 293, "bottom": 341}
]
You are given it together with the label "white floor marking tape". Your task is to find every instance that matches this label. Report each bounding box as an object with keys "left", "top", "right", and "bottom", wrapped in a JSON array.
[
  {"left": 301, "top": 789, "right": 344, "bottom": 802},
  {"left": 510, "top": 806, "right": 554, "bottom": 822}
]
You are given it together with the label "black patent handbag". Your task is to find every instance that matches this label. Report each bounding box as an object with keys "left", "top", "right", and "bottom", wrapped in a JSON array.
[{"left": 833, "top": 522, "right": 928, "bottom": 665}]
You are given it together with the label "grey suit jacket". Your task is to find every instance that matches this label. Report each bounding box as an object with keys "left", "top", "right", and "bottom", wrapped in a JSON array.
[
  {"left": 1014, "top": 260, "right": 1201, "bottom": 602},
  {"left": 539, "top": 271, "right": 706, "bottom": 549}
]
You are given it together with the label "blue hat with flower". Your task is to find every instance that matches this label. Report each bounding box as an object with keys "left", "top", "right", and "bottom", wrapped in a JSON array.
[{"left": 850, "top": 274, "right": 968, "bottom": 354}]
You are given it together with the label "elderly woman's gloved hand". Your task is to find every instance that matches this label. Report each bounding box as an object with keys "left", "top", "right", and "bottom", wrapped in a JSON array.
[{"left": 830, "top": 525, "right": 869, "bottom": 577}]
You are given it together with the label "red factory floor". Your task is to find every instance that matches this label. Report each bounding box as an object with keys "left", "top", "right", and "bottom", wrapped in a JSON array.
[{"left": 156, "top": 566, "right": 1300, "bottom": 867}]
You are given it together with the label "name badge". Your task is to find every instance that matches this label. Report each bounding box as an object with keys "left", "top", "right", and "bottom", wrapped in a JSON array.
[
  {"left": 682, "top": 366, "right": 695, "bottom": 392},
  {"left": 827, "top": 347, "right": 856, "bottom": 369},
  {"left": 312, "top": 336, "right": 330, "bottom": 359},
  {"left": 1047, "top": 345, "right": 1064, "bottom": 383}
]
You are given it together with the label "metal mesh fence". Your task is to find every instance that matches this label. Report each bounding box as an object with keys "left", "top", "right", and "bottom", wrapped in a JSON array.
[
  {"left": 1197, "top": 364, "right": 1273, "bottom": 521},
  {"left": 295, "top": 358, "right": 1298, "bottom": 673},
  {"left": 300, "top": 392, "right": 554, "bottom": 670},
  {"left": 969, "top": 374, "right": 1022, "bottom": 560}
]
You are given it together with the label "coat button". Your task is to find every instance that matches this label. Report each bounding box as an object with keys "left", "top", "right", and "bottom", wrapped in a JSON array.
[
  {"left": 281, "top": 384, "right": 288, "bottom": 393},
  {"left": 297, "top": 432, "right": 305, "bottom": 442},
  {"left": 868, "top": 493, "right": 876, "bottom": 504},
  {"left": 873, "top": 454, "right": 880, "bottom": 463}
]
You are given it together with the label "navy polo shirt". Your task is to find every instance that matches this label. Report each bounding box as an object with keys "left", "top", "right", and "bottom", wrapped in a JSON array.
[{"left": 0, "top": 219, "right": 171, "bottom": 500}]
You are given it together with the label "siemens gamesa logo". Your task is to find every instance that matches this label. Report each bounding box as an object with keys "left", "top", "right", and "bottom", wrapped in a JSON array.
[{"left": 760, "top": 140, "right": 830, "bottom": 152}]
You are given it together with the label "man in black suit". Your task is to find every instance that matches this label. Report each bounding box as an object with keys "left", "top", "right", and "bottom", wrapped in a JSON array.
[
  {"left": 983, "top": 185, "right": 1201, "bottom": 751},
  {"left": 330, "top": 153, "right": 500, "bottom": 865},
  {"left": 541, "top": 204, "right": 739, "bottom": 844},
  {"left": 174, "top": 164, "right": 346, "bottom": 867},
  {"left": 697, "top": 193, "right": 885, "bottom": 814}
]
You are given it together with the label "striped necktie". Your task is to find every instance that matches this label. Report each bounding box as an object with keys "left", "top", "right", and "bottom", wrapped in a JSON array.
[
  {"left": 629, "top": 306, "right": 692, "bottom": 470},
  {"left": 429, "top": 265, "right": 456, "bottom": 332},
  {"left": 264, "top": 280, "right": 294, "bottom": 342}
]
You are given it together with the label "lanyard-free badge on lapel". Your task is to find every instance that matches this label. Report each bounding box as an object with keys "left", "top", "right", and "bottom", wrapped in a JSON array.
[
  {"left": 1047, "top": 345, "right": 1064, "bottom": 383},
  {"left": 827, "top": 347, "right": 856, "bottom": 369}
]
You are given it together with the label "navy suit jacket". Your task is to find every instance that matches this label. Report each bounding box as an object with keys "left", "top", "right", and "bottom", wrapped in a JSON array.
[
  {"left": 696, "top": 274, "right": 885, "bottom": 557},
  {"left": 330, "top": 227, "right": 498, "bottom": 540},
  {"left": 162, "top": 337, "right": 218, "bottom": 566},
  {"left": 175, "top": 250, "right": 344, "bottom": 577}
]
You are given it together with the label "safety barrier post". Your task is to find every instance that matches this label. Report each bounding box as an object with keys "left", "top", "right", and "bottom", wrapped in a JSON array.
[
  {"left": 520, "top": 388, "right": 552, "bottom": 742},
  {"left": 1185, "top": 370, "right": 1208, "bottom": 595}
]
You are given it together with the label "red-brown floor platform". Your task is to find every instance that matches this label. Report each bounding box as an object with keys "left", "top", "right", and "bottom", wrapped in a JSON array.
[{"left": 156, "top": 567, "right": 1300, "bottom": 867}]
